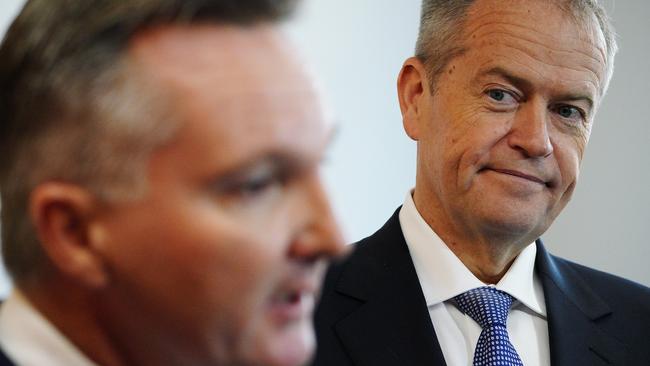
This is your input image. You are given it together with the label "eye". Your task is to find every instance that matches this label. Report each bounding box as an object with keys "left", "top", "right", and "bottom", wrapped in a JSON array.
[
  {"left": 485, "top": 88, "right": 517, "bottom": 105},
  {"left": 227, "top": 172, "right": 284, "bottom": 202},
  {"left": 236, "top": 176, "right": 275, "bottom": 196},
  {"left": 211, "top": 162, "right": 290, "bottom": 209},
  {"left": 555, "top": 105, "right": 585, "bottom": 120},
  {"left": 488, "top": 89, "right": 507, "bottom": 101}
]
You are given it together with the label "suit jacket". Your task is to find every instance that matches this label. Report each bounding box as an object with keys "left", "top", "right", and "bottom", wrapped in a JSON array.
[
  {"left": 313, "top": 209, "right": 650, "bottom": 365},
  {"left": 0, "top": 348, "right": 14, "bottom": 366}
]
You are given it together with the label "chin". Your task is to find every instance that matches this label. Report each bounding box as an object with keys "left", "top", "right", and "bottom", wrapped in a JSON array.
[
  {"left": 468, "top": 194, "right": 549, "bottom": 235},
  {"left": 249, "top": 319, "right": 316, "bottom": 366},
  {"left": 480, "top": 210, "right": 549, "bottom": 242}
]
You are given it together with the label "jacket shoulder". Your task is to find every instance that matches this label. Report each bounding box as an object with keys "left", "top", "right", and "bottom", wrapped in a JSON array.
[
  {"left": 553, "top": 254, "right": 650, "bottom": 310},
  {"left": 314, "top": 211, "right": 408, "bottom": 366},
  {"left": 546, "top": 253, "right": 650, "bottom": 362},
  {"left": 317, "top": 228, "right": 392, "bottom": 315}
]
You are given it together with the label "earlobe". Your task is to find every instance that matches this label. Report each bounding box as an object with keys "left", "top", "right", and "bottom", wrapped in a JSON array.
[
  {"left": 397, "top": 57, "right": 428, "bottom": 141},
  {"left": 29, "top": 183, "right": 109, "bottom": 289}
]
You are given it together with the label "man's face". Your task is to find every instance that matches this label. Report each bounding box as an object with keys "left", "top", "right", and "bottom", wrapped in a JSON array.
[
  {"left": 411, "top": 0, "right": 608, "bottom": 242},
  {"left": 90, "top": 25, "right": 344, "bottom": 366}
]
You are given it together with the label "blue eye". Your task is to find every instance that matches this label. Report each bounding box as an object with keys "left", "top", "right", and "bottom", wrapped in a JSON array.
[
  {"left": 557, "top": 105, "right": 583, "bottom": 120},
  {"left": 486, "top": 89, "right": 519, "bottom": 104},
  {"left": 488, "top": 89, "right": 507, "bottom": 101}
]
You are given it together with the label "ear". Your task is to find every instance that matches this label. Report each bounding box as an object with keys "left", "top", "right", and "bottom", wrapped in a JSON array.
[
  {"left": 397, "top": 57, "right": 429, "bottom": 141},
  {"left": 29, "top": 183, "right": 109, "bottom": 289}
]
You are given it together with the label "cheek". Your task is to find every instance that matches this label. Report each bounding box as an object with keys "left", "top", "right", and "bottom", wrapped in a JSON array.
[
  {"left": 169, "top": 216, "right": 284, "bottom": 298},
  {"left": 574, "top": 132, "right": 589, "bottom": 161},
  {"left": 450, "top": 114, "right": 513, "bottom": 178},
  {"left": 553, "top": 135, "right": 586, "bottom": 186},
  {"left": 98, "top": 199, "right": 286, "bottom": 310}
]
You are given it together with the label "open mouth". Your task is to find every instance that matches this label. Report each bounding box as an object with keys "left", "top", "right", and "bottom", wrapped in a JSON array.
[{"left": 269, "top": 290, "right": 316, "bottom": 323}]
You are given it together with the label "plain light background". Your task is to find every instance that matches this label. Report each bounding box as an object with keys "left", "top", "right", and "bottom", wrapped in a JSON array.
[{"left": 0, "top": 0, "right": 648, "bottom": 296}]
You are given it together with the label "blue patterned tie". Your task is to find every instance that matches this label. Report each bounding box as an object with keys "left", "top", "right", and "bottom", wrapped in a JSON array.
[{"left": 454, "top": 287, "right": 524, "bottom": 366}]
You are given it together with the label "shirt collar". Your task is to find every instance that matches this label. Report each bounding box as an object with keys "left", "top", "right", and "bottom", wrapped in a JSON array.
[
  {"left": 399, "top": 191, "right": 546, "bottom": 317},
  {"left": 0, "top": 290, "right": 98, "bottom": 366}
]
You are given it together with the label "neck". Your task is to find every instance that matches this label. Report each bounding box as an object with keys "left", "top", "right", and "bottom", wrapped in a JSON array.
[
  {"left": 94, "top": 286, "right": 210, "bottom": 366},
  {"left": 21, "top": 275, "right": 207, "bottom": 366},
  {"left": 412, "top": 190, "right": 531, "bottom": 284},
  {"left": 20, "top": 277, "right": 126, "bottom": 366},
  {"left": 443, "top": 238, "right": 525, "bottom": 284}
]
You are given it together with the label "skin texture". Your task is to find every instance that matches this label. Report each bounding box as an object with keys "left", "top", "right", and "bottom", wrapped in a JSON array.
[
  {"left": 26, "top": 24, "right": 345, "bottom": 366},
  {"left": 398, "top": 0, "right": 607, "bottom": 283}
]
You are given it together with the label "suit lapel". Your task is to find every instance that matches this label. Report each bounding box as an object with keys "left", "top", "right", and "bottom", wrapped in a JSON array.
[
  {"left": 536, "top": 240, "right": 628, "bottom": 365},
  {"left": 332, "top": 211, "right": 447, "bottom": 366},
  {"left": 0, "top": 347, "right": 15, "bottom": 366},
  {"left": 327, "top": 217, "right": 628, "bottom": 365}
]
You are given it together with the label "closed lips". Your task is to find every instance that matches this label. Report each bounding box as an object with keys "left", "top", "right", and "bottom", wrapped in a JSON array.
[{"left": 488, "top": 168, "right": 546, "bottom": 185}]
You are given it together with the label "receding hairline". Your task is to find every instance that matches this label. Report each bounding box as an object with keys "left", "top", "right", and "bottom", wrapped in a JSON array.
[{"left": 415, "top": 0, "right": 617, "bottom": 94}]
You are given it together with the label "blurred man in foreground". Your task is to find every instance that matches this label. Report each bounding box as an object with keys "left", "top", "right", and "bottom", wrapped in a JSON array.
[
  {"left": 0, "top": 0, "right": 345, "bottom": 365},
  {"left": 314, "top": 0, "right": 650, "bottom": 365}
]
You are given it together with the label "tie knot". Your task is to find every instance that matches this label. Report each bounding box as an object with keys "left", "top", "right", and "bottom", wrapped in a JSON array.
[{"left": 454, "top": 286, "right": 514, "bottom": 328}]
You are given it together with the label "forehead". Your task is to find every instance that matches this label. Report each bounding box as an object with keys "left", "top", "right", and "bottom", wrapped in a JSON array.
[
  {"left": 130, "top": 24, "right": 306, "bottom": 90},
  {"left": 127, "top": 24, "right": 327, "bottom": 165},
  {"left": 460, "top": 0, "right": 607, "bottom": 97}
]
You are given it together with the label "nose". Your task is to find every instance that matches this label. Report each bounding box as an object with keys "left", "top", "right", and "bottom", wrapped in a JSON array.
[
  {"left": 288, "top": 171, "right": 347, "bottom": 261},
  {"left": 508, "top": 101, "right": 554, "bottom": 158}
]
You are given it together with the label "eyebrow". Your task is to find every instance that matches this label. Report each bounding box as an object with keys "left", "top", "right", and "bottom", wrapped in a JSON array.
[
  {"left": 479, "top": 66, "right": 595, "bottom": 110},
  {"left": 211, "top": 123, "right": 340, "bottom": 187}
]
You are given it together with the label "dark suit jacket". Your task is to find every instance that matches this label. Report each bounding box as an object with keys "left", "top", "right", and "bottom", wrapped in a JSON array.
[
  {"left": 0, "top": 348, "right": 14, "bottom": 366},
  {"left": 313, "top": 209, "right": 650, "bottom": 365}
]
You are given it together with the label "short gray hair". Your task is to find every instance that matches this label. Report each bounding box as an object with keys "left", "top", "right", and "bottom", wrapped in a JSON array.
[
  {"left": 415, "top": 0, "right": 618, "bottom": 93},
  {"left": 0, "top": 0, "right": 299, "bottom": 283}
]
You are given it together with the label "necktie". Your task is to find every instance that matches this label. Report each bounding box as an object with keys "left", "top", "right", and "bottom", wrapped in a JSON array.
[{"left": 454, "top": 287, "right": 524, "bottom": 366}]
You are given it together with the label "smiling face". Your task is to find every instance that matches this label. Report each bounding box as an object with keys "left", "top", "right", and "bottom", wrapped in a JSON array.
[
  {"left": 408, "top": 0, "right": 608, "bottom": 245},
  {"left": 88, "top": 25, "right": 345, "bottom": 366}
]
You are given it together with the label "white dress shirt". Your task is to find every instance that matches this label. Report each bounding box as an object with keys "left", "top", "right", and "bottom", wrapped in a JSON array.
[
  {"left": 399, "top": 192, "right": 550, "bottom": 366},
  {"left": 0, "top": 290, "right": 97, "bottom": 366}
]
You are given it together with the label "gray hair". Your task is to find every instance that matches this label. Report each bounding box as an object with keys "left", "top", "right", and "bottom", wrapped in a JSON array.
[
  {"left": 415, "top": 0, "right": 618, "bottom": 94},
  {"left": 0, "top": 0, "right": 299, "bottom": 283}
]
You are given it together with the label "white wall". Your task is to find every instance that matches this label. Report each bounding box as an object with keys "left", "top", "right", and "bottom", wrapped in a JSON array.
[
  {"left": 1, "top": 0, "right": 648, "bottom": 292},
  {"left": 286, "top": 0, "right": 419, "bottom": 246},
  {"left": 0, "top": 1, "right": 22, "bottom": 34}
]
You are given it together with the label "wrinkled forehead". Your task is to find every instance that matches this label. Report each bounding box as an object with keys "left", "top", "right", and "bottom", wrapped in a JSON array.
[
  {"left": 462, "top": 0, "right": 608, "bottom": 94},
  {"left": 464, "top": 0, "right": 606, "bottom": 53}
]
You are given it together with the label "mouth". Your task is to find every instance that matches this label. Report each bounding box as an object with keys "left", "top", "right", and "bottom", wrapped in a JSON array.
[
  {"left": 269, "top": 291, "right": 315, "bottom": 323},
  {"left": 268, "top": 285, "right": 318, "bottom": 324},
  {"left": 487, "top": 168, "right": 548, "bottom": 186}
]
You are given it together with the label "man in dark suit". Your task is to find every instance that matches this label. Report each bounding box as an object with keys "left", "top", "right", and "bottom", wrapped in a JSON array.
[
  {"left": 0, "top": 0, "right": 346, "bottom": 365},
  {"left": 314, "top": 0, "right": 650, "bottom": 365}
]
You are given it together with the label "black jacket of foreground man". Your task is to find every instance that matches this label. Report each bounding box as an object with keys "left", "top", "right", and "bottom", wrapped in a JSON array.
[
  {"left": 0, "top": 348, "right": 13, "bottom": 366},
  {"left": 313, "top": 209, "right": 650, "bottom": 366}
]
